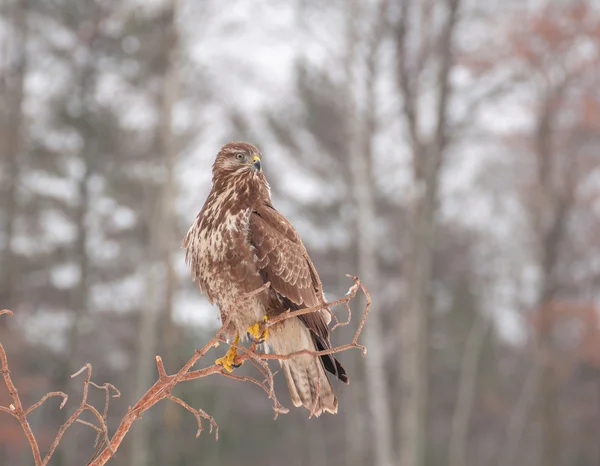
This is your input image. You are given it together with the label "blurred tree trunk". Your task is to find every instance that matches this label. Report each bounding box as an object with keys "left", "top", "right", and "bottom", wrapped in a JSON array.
[
  {"left": 531, "top": 85, "right": 574, "bottom": 466},
  {"left": 345, "top": 2, "right": 395, "bottom": 466},
  {"left": 57, "top": 39, "right": 97, "bottom": 466},
  {"left": 130, "top": 3, "right": 181, "bottom": 465},
  {"left": 399, "top": 161, "right": 436, "bottom": 466},
  {"left": 130, "top": 216, "right": 163, "bottom": 466},
  {"left": 498, "top": 363, "right": 540, "bottom": 466},
  {"left": 448, "top": 313, "right": 490, "bottom": 466},
  {"left": 495, "top": 71, "right": 584, "bottom": 466},
  {"left": 349, "top": 1, "right": 395, "bottom": 466},
  {"left": 60, "top": 138, "right": 92, "bottom": 466},
  {"left": 0, "top": 0, "right": 27, "bottom": 323},
  {"left": 3, "top": 5, "right": 29, "bottom": 464},
  {"left": 394, "top": 1, "right": 461, "bottom": 465},
  {"left": 342, "top": 2, "right": 367, "bottom": 465},
  {"left": 158, "top": 1, "right": 183, "bottom": 463}
]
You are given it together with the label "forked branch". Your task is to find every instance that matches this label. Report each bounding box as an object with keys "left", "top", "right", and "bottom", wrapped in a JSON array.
[{"left": 0, "top": 276, "right": 370, "bottom": 466}]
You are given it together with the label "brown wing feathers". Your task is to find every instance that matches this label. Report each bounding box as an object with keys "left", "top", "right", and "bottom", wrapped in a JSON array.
[
  {"left": 251, "top": 207, "right": 315, "bottom": 306},
  {"left": 250, "top": 205, "right": 348, "bottom": 384}
]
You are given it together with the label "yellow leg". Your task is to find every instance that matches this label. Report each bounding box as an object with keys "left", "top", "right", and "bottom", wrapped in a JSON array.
[
  {"left": 215, "top": 333, "right": 242, "bottom": 372},
  {"left": 247, "top": 315, "right": 269, "bottom": 344}
]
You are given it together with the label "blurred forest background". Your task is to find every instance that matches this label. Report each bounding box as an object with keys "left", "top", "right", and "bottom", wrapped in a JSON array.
[{"left": 1, "top": 0, "right": 600, "bottom": 465}]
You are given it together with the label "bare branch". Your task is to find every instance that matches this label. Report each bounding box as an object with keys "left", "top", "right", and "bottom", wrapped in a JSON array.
[
  {"left": 166, "top": 393, "right": 219, "bottom": 439},
  {"left": 218, "top": 370, "right": 290, "bottom": 416},
  {"left": 156, "top": 355, "right": 168, "bottom": 378},
  {"left": 42, "top": 364, "right": 115, "bottom": 465},
  {"left": 432, "top": 0, "right": 462, "bottom": 159},
  {"left": 0, "top": 310, "right": 43, "bottom": 465},
  {"left": 0, "top": 405, "right": 18, "bottom": 418},
  {"left": 89, "top": 381, "right": 120, "bottom": 451},
  {"left": 1, "top": 275, "right": 371, "bottom": 466},
  {"left": 394, "top": 0, "right": 422, "bottom": 161},
  {"left": 77, "top": 419, "right": 104, "bottom": 434},
  {"left": 25, "top": 392, "right": 69, "bottom": 416}
]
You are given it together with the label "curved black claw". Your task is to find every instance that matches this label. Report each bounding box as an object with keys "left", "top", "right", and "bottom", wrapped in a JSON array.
[
  {"left": 231, "top": 362, "right": 243, "bottom": 369},
  {"left": 247, "top": 331, "right": 265, "bottom": 345}
]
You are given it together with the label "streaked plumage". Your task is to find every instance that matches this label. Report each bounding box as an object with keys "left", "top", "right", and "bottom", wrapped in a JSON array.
[{"left": 183, "top": 142, "right": 348, "bottom": 415}]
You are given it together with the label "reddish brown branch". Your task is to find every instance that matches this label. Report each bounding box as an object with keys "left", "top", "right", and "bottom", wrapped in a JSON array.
[
  {"left": 25, "top": 392, "right": 69, "bottom": 416},
  {"left": 1, "top": 276, "right": 370, "bottom": 466},
  {"left": 89, "top": 381, "right": 120, "bottom": 448},
  {"left": 1, "top": 309, "right": 44, "bottom": 465},
  {"left": 218, "top": 370, "right": 289, "bottom": 417},
  {"left": 0, "top": 314, "right": 118, "bottom": 466},
  {"left": 266, "top": 277, "right": 360, "bottom": 327},
  {"left": 0, "top": 405, "right": 18, "bottom": 418},
  {"left": 166, "top": 393, "right": 218, "bottom": 439},
  {"left": 42, "top": 364, "right": 115, "bottom": 464},
  {"left": 77, "top": 419, "right": 104, "bottom": 434}
]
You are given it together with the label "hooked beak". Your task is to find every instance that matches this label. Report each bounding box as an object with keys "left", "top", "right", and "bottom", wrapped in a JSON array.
[{"left": 252, "top": 155, "right": 261, "bottom": 172}]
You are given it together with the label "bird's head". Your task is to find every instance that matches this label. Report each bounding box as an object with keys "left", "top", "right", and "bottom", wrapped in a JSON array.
[{"left": 213, "top": 142, "right": 263, "bottom": 182}]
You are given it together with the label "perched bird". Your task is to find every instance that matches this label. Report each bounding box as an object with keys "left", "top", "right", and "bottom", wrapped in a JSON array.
[{"left": 183, "top": 142, "right": 348, "bottom": 415}]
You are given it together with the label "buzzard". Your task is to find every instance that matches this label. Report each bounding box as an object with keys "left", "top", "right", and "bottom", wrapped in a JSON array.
[{"left": 183, "top": 142, "right": 348, "bottom": 415}]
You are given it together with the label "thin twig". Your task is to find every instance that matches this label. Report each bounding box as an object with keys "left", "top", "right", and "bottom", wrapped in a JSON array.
[
  {"left": 166, "top": 393, "right": 219, "bottom": 439},
  {"left": 89, "top": 381, "right": 120, "bottom": 448},
  {"left": 42, "top": 364, "right": 115, "bottom": 464},
  {"left": 77, "top": 419, "right": 104, "bottom": 434},
  {"left": 25, "top": 392, "right": 68, "bottom": 416},
  {"left": 267, "top": 277, "right": 360, "bottom": 327}
]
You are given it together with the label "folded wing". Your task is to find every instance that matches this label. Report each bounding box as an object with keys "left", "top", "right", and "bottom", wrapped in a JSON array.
[{"left": 250, "top": 204, "right": 348, "bottom": 383}]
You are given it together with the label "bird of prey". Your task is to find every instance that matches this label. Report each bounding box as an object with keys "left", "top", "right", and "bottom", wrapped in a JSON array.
[{"left": 183, "top": 142, "right": 348, "bottom": 415}]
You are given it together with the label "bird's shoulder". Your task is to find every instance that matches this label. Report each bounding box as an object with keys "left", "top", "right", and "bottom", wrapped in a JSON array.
[{"left": 251, "top": 203, "right": 301, "bottom": 244}]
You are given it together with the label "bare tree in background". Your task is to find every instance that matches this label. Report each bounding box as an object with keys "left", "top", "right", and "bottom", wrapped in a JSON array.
[
  {"left": 157, "top": 0, "right": 184, "bottom": 461},
  {"left": 346, "top": 1, "right": 395, "bottom": 466},
  {"left": 57, "top": 11, "right": 105, "bottom": 466},
  {"left": 392, "top": 0, "right": 462, "bottom": 464},
  {"left": 2, "top": 1, "right": 600, "bottom": 465},
  {"left": 502, "top": 7, "right": 600, "bottom": 465},
  {"left": 448, "top": 305, "right": 490, "bottom": 466},
  {"left": 527, "top": 78, "right": 594, "bottom": 466},
  {"left": 130, "top": 2, "right": 181, "bottom": 465},
  {"left": 0, "top": 0, "right": 27, "bottom": 323},
  {"left": 530, "top": 85, "right": 573, "bottom": 466}
]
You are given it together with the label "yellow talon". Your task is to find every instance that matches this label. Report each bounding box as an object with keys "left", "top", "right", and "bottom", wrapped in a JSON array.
[
  {"left": 216, "top": 334, "right": 242, "bottom": 372},
  {"left": 247, "top": 315, "right": 269, "bottom": 344}
]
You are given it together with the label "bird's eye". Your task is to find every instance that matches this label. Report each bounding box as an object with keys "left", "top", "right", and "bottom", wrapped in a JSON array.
[{"left": 235, "top": 153, "right": 244, "bottom": 161}]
